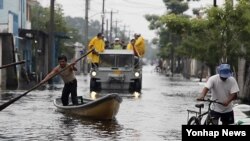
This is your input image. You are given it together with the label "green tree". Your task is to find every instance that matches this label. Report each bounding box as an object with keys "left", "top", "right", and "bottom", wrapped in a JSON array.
[
  {"left": 146, "top": 0, "right": 200, "bottom": 76},
  {"left": 147, "top": 0, "right": 250, "bottom": 101},
  {"left": 31, "top": 2, "right": 77, "bottom": 59}
]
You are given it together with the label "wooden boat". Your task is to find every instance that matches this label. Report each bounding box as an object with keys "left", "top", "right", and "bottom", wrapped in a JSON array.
[{"left": 53, "top": 93, "right": 122, "bottom": 120}]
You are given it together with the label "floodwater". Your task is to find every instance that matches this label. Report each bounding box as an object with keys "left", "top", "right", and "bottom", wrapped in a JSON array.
[{"left": 0, "top": 65, "right": 205, "bottom": 141}]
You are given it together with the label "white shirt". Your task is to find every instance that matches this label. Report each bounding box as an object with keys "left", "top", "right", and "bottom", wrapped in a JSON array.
[{"left": 205, "top": 74, "right": 239, "bottom": 113}]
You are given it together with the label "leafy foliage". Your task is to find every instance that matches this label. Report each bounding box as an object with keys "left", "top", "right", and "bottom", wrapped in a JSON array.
[
  {"left": 31, "top": 2, "right": 75, "bottom": 59},
  {"left": 146, "top": 0, "right": 250, "bottom": 74}
]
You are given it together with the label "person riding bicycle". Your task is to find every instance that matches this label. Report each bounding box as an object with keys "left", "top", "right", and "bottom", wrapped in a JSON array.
[{"left": 197, "top": 63, "right": 239, "bottom": 125}]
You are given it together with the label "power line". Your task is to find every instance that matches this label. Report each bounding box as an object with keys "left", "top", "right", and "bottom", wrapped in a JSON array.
[
  {"left": 121, "top": 0, "right": 165, "bottom": 8},
  {"left": 108, "top": 2, "right": 164, "bottom": 10}
]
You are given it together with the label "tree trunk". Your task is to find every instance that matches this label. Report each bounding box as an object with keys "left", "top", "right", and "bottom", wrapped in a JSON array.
[
  {"left": 199, "top": 63, "right": 204, "bottom": 82},
  {"left": 208, "top": 64, "right": 216, "bottom": 76},
  {"left": 183, "top": 58, "right": 191, "bottom": 79},
  {"left": 238, "top": 58, "right": 246, "bottom": 99},
  {"left": 242, "top": 65, "right": 250, "bottom": 102}
]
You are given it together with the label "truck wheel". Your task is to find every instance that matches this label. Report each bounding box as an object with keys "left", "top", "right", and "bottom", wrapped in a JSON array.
[
  {"left": 90, "top": 78, "right": 101, "bottom": 92},
  {"left": 134, "top": 79, "right": 141, "bottom": 93},
  {"left": 128, "top": 82, "right": 134, "bottom": 93}
]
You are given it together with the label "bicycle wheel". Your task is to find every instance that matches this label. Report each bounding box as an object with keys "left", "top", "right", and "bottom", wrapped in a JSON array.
[
  {"left": 187, "top": 116, "right": 200, "bottom": 125},
  {"left": 204, "top": 116, "right": 218, "bottom": 125}
]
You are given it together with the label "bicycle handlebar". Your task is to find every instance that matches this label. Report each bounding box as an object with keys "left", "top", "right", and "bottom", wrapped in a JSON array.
[{"left": 197, "top": 99, "right": 224, "bottom": 105}]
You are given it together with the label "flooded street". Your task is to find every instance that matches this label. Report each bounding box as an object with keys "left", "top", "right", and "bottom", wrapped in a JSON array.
[{"left": 0, "top": 65, "right": 204, "bottom": 141}]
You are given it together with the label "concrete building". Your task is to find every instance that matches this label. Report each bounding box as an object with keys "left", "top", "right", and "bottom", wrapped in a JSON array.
[{"left": 0, "top": 0, "right": 35, "bottom": 89}]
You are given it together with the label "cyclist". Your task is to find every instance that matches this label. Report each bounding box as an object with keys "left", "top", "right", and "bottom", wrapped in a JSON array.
[{"left": 197, "top": 63, "right": 240, "bottom": 125}]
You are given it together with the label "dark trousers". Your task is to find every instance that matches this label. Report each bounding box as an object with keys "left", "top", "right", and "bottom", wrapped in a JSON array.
[
  {"left": 210, "top": 110, "right": 234, "bottom": 125},
  {"left": 134, "top": 56, "right": 139, "bottom": 68},
  {"left": 61, "top": 79, "right": 78, "bottom": 106},
  {"left": 91, "top": 63, "right": 99, "bottom": 68}
]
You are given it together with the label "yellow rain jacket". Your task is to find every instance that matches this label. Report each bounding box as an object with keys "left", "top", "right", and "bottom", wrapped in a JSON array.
[
  {"left": 134, "top": 36, "right": 145, "bottom": 57},
  {"left": 88, "top": 36, "right": 105, "bottom": 63},
  {"left": 126, "top": 43, "right": 133, "bottom": 50},
  {"left": 127, "top": 43, "right": 139, "bottom": 56}
]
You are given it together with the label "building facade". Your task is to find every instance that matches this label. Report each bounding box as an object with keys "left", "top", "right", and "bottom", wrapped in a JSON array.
[{"left": 0, "top": 0, "right": 34, "bottom": 89}]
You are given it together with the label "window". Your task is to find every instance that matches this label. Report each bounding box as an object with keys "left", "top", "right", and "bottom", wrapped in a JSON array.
[
  {"left": 0, "top": 0, "right": 3, "bottom": 9},
  {"left": 99, "top": 54, "right": 116, "bottom": 67},
  {"left": 99, "top": 54, "right": 134, "bottom": 68},
  {"left": 116, "top": 55, "right": 133, "bottom": 68}
]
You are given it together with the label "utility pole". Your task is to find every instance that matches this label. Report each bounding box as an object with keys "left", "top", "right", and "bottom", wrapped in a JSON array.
[
  {"left": 122, "top": 24, "right": 128, "bottom": 40},
  {"left": 109, "top": 10, "right": 118, "bottom": 43},
  {"left": 114, "top": 20, "right": 121, "bottom": 38},
  {"left": 128, "top": 30, "right": 132, "bottom": 39},
  {"left": 213, "top": 0, "right": 217, "bottom": 7},
  {"left": 101, "top": 0, "right": 105, "bottom": 34},
  {"left": 48, "top": 0, "right": 55, "bottom": 84},
  {"left": 83, "top": 0, "right": 89, "bottom": 75},
  {"left": 105, "top": 19, "right": 109, "bottom": 38},
  {"left": 109, "top": 10, "right": 113, "bottom": 43}
]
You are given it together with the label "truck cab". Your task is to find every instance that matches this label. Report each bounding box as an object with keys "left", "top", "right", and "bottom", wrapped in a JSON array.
[{"left": 89, "top": 49, "right": 142, "bottom": 93}]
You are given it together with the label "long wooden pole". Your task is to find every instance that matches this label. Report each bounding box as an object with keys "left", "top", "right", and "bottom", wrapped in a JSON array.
[
  {"left": 0, "top": 60, "right": 26, "bottom": 69},
  {"left": 0, "top": 49, "right": 93, "bottom": 111},
  {"left": 83, "top": 0, "right": 89, "bottom": 75}
]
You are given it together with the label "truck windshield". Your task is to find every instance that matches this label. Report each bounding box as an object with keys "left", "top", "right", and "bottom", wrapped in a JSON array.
[
  {"left": 116, "top": 55, "right": 133, "bottom": 68},
  {"left": 99, "top": 54, "right": 133, "bottom": 68}
]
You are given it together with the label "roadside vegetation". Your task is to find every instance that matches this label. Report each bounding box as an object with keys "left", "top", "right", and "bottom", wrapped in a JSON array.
[{"left": 145, "top": 0, "right": 250, "bottom": 102}]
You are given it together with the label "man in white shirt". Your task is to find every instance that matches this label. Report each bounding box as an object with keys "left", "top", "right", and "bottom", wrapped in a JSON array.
[{"left": 197, "top": 64, "right": 239, "bottom": 125}]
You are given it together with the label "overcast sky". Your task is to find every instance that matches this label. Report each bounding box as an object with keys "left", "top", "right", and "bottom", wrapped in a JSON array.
[{"left": 38, "top": 0, "right": 226, "bottom": 41}]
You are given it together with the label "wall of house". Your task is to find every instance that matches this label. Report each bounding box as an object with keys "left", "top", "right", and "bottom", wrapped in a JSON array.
[
  {"left": 0, "top": 34, "right": 18, "bottom": 89},
  {"left": 0, "top": 0, "right": 19, "bottom": 24},
  {"left": 0, "top": 0, "right": 26, "bottom": 29},
  {"left": 0, "top": 0, "right": 34, "bottom": 89},
  {"left": 0, "top": 38, "right": 2, "bottom": 87}
]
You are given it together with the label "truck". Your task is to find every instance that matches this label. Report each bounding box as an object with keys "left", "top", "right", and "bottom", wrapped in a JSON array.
[{"left": 89, "top": 49, "right": 142, "bottom": 93}]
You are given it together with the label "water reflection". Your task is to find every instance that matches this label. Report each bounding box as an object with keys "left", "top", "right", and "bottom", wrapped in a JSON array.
[
  {"left": 91, "top": 90, "right": 142, "bottom": 100},
  {"left": 58, "top": 112, "right": 124, "bottom": 140},
  {"left": 0, "top": 65, "right": 218, "bottom": 140},
  {"left": 0, "top": 93, "right": 23, "bottom": 106},
  {"left": 0, "top": 93, "right": 17, "bottom": 100}
]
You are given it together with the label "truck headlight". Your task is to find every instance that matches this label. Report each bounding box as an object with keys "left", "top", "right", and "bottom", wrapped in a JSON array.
[
  {"left": 91, "top": 71, "right": 97, "bottom": 76},
  {"left": 135, "top": 72, "right": 140, "bottom": 77},
  {"left": 133, "top": 91, "right": 140, "bottom": 98},
  {"left": 90, "top": 91, "right": 97, "bottom": 99}
]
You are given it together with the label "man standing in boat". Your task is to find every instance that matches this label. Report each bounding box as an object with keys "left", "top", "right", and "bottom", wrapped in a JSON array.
[{"left": 41, "top": 55, "right": 78, "bottom": 106}]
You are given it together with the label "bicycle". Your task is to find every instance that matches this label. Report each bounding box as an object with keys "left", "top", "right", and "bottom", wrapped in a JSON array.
[{"left": 187, "top": 99, "right": 224, "bottom": 125}]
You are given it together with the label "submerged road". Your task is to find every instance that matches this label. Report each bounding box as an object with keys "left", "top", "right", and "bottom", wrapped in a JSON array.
[{"left": 0, "top": 65, "right": 206, "bottom": 140}]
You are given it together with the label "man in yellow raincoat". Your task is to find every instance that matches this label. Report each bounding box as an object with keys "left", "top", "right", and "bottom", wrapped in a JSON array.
[
  {"left": 134, "top": 33, "right": 145, "bottom": 57},
  {"left": 88, "top": 33, "right": 105, "bottom": 68},
  {"left": 126, "top": 38, "right": 139, "bottom": 56}
]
